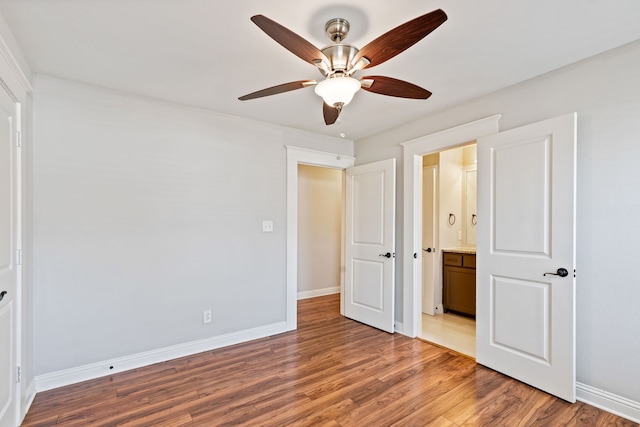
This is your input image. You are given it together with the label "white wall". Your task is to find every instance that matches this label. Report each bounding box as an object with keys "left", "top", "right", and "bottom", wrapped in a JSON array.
[
  {"left": 438, "top": 147, "right": 463, "bottom": 250},
  {"left": 31, "top": 75, "right": 353, "bottom": 377},
  {"left": 355, "top": 39, "right": 640, "bottom": 405},
  {"left": 297, "top": 165, "right": 342, "bottom": 298}
]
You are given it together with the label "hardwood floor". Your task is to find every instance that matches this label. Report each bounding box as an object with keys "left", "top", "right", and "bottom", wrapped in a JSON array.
[{"left": 23, "top": 294, "right": 636, "bottom": 426}]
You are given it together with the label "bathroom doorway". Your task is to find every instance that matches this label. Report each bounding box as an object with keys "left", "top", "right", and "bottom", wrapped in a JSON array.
[{"left": 418, "top": 144, "right": 477, "bottom": 357}]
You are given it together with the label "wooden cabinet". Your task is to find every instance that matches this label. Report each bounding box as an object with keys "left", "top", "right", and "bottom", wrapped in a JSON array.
[{"left": 442, "top": 252, "right": 476, "bottom": 317}]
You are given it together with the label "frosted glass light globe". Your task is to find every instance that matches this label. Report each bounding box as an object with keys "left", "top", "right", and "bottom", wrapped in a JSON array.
[{"left": 315, "top": 76, "right": 361, "bottom": 107}]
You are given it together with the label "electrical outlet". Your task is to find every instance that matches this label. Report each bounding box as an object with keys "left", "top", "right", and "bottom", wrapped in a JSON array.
[
  {"left": 203, "top": 310, "right": 212, "bottom": 324},
  {"left": 262, "top": 220, "right": 274, "bottom": 232}
]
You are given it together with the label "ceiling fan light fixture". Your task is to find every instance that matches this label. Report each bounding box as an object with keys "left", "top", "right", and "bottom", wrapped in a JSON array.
[{"left": 314, "top": 76, "right": 361, "bottom": 107}]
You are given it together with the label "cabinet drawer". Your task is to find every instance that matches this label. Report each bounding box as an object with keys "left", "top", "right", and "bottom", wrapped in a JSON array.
[
  {"left": 443, "top": 253, "right": 462, "bottom": 266},
  {"left": 463, "top": 254, "right": 476, "bottom": 268}
]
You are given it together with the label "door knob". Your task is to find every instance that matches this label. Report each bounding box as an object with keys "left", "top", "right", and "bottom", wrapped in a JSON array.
[
  {"left": 379, "top": 252, "right": 391, "bottom": 258},
  {"left": 0, "top": 291, "right": 7, "bottom": 302},
  {"left": 544, "top": 268, "right": 569, "bottom": 277},
  {"left": 423, "top": 248, "right": 432, "bottom": 253}
]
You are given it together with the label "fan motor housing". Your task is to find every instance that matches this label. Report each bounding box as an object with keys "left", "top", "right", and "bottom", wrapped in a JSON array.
[{"left": 320, "top": 44, "right": 360, "bottom": 75}]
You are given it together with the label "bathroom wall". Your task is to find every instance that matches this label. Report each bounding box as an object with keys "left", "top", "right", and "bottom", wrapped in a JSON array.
[{"left": 439, "top": 147, "right": 464, "bottom": 250}]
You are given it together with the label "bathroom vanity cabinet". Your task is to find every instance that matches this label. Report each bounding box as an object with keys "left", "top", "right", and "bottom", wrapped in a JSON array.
[{"left": 442, "top": 251, "right": 476, "bottom": 317}]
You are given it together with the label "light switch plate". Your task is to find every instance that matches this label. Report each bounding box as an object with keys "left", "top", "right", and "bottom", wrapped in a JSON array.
[{"left": 262, "top": 220, "right": 274, "bottom": 232}]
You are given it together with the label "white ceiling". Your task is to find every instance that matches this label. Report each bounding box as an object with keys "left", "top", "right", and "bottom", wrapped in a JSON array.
[{"left": 1, "top": 0, "right": 639, "bottom": 140}]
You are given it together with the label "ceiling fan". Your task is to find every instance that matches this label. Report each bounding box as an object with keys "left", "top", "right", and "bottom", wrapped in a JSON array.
[{"left": 238, "top": 9, "right": 448, "bottom": 125}]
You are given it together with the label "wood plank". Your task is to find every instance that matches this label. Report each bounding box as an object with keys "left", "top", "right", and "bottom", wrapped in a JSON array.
[{"left": 21, "top": 294, "right": 638, "bottom": 427}]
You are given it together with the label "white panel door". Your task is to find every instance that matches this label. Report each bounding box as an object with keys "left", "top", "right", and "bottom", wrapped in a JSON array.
[
  {"left": 422, "top": 165, "right": 437, "bottom": 315},
  {"left": 0, "top": 86, "right": 17, "bottom": 427},
  {"left": 345, "top": 159, "right": 396, "bottom": 333},
  {"left": 477, "top": 113, "right": 576, "bottom": 402}
]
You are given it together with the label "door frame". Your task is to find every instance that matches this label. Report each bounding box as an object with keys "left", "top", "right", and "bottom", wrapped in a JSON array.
[
  {"left": 401, "top": 115, "right": 501, "bottom": 338},
  {"left": 285, "top": 146, "right": 355, "bottom": 330}
]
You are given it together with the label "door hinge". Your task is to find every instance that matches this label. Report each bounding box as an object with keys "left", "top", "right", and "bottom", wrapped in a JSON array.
[
  {"left": 16, "top": 249, "right": 22, "bottom": 265},
  {"left": 16, "top": 131, "right": 21, "bottom": 147},
  {"left": 16, "top": 366, "right": 21, "bottom": 383}
]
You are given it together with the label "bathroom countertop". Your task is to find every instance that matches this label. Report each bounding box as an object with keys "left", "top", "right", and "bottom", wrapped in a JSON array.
[{"left": 442, "top": 247, "right": 476, "bottom": 254}]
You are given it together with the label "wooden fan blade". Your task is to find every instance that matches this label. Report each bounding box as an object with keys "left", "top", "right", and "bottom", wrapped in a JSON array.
[
  {"left": 251, "top": 15, "right": 329, "bottom": 66},
  {"left": 323, "top": 102, "right": 340, "bottom": 125},
  {"left": 360, "top": 76, "right": 432, "bottom": 99},
  {"left": 353, "top": 9, "right": 447, "bottom": 69},
  {"left": 238, "top": 80, "right": 316, "bottom": 101}
]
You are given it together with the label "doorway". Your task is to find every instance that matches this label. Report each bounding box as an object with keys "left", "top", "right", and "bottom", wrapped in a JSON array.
[
  {"left": 418, "top": 145, "right": 477, "bottom": 357},
  {"left": 297, "top": 164, "right": 343, "bottom": 300},
  {"left": 285, "top": 146, "right": 355, "bottom": 330},
  {"left": 400, "top": 115, "right": 500, "bottom": 339}
]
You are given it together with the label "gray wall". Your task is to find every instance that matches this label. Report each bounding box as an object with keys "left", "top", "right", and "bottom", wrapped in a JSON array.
[
  {"left": 31, "top": 75, "right": 353, "bottom": 375},
  {"left": 355, "top": 39, "right": 640, "bottom": 402}
]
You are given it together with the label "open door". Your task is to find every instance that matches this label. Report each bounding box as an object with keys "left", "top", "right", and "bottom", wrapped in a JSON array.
[
  {"left": 421, "top": 165, "right": 437, "bottom": 315},
  {"left": 0, "top": 84, "right": 18, "bottom": 427},
  {"left": 344, "top": 159, "right": 396, "bottom": 333},
  {"left": 476, "top": 113, "right": 576, "bottom": 402}
]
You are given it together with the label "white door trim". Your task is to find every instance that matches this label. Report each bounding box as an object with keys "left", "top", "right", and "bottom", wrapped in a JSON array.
[
  {"left": 285, "top": 146, "right": 355, "bottom": 330},
  {"left": 401, "top": 115, "right": 501, "bottom": 338}
]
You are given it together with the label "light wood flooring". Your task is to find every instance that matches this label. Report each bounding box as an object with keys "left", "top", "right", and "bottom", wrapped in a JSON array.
[
  {"left": 420, "top": 312, "right": 476, "bottom": 358},
  {"left": 22, "top": 294, "right": 637, "bottom": 426}
]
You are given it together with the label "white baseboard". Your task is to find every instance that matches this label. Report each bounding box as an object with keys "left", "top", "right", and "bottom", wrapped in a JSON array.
[
  {"left": 577, "top": 382, "right": 640, "bottom": 423},
  {"left": 18, "top": 378, "right": 36, "bottom": 426},
  {"left": 297, "top": 286, "right": 340, "bottom": 300},
  {"left": 35, "top": 321, "right": 288, "bottom": 392}
]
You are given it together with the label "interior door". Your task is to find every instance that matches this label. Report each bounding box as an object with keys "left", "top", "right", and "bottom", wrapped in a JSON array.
[
  {"left": 421, "top": 165, "right": 437, "bottom": 315},
  {"left": 0, "top": 85, "right": 18, "bottom": 427},
  {"left": 476, "top": 113, "right": 576, "bottom": 402},
  {"left": 344, "top": 159, "right": 396, "bottom": 333}
]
